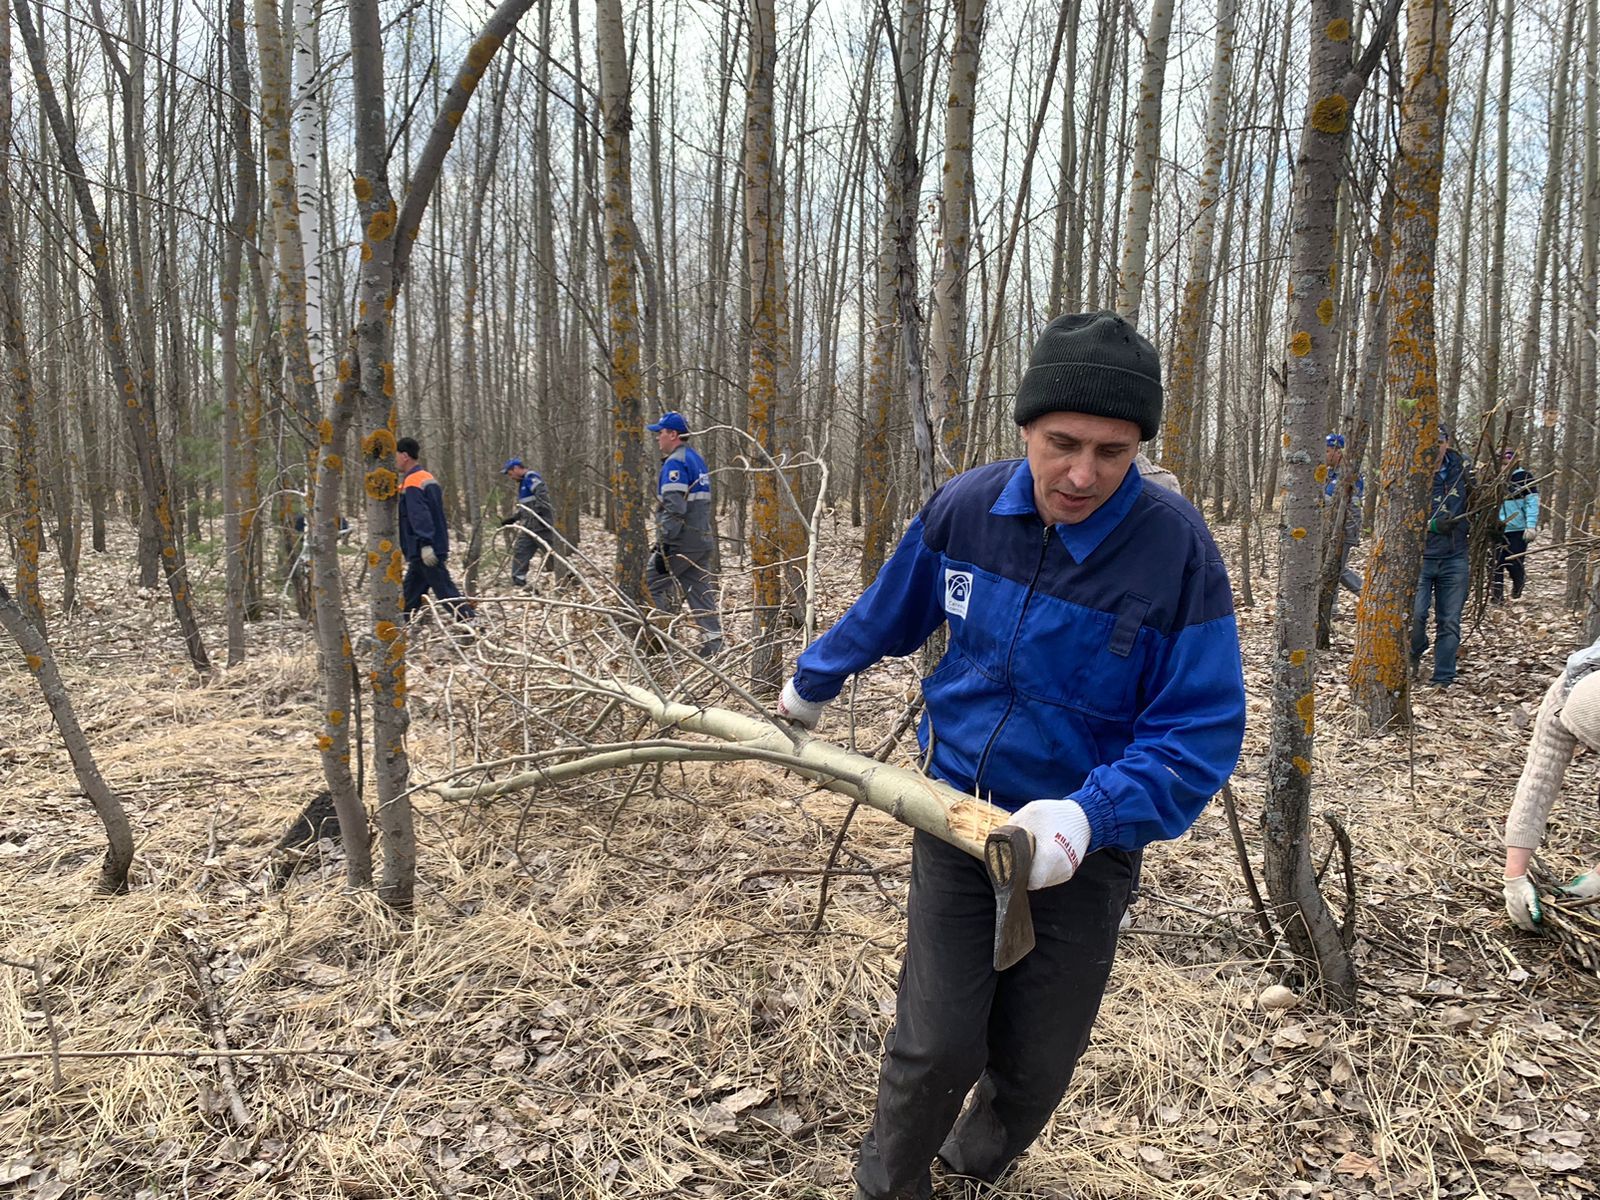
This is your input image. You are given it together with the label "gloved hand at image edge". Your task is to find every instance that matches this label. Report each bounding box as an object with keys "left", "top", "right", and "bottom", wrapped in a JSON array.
[
  {"left": 1561, "top": 869, "right": 1600, "bottom": 900},
  {"left": 1504, "top": 874, "right": 1542, "bottom": 931},
  {"left": 1008, "top": 798, "right": 1092, "bottom": 890},
  {"left": 776, "top": 677, "right": 826, "bottom": 730},
  {"left": 420, "top": 544, "right": 439, "bottom": 568}
]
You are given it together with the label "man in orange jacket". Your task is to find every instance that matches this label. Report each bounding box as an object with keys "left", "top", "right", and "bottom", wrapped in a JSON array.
[{"left": 396, "top": 436, "right": 476, "bottom": 622}]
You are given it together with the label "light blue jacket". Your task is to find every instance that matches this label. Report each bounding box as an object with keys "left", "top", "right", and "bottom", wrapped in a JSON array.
[{"left": 1498, "top": 466, "right": 1539, "bottom": 532}]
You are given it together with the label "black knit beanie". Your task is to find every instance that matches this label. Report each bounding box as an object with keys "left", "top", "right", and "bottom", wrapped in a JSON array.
[{"left": 1012, "top": 311, "right": 1163, "bottom": 441}]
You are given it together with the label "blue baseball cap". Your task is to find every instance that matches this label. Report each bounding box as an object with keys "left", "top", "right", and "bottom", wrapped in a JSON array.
[
  {"left": 501, "top": 458, "right": 523, "bottom": 473},
  {"left": 647, "top": 412, "right": 690, "bottom": 435},
  {"left": 1325, "top": 433, "right": 1345, "bottom": 449}
]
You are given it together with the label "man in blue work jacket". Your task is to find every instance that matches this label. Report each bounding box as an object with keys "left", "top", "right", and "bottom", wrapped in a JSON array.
[
  {"left": 500, "top": 457, "right": 557, "bottom": 586},
  {"left": 776, "top": 311, "right": 1247, "bottom": 1200},
  {"left": 646, "top": 412, "right": 722, "bottom": 656}
]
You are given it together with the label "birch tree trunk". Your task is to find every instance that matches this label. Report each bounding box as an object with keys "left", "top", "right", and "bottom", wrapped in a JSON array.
[
  {"left": 1349, "top": 0, "right": 1453, "bottom": 730},
  {"left": 1160, "top": 0, "right": 1237, "bottom": 490},
  {"left": 259, "top": 0, "right": 365, "bottom": 876},
  {"left": 1114, "top": 0, "right": 1175, "bottom": 325},
  {"left": 292, "top": 0, "right": 325, "bottom": 389},
  {"left": 596, "top": 0, "right": 651, "bottom": 605}
]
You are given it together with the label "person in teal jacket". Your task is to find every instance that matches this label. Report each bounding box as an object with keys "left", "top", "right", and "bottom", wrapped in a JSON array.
[
  {"left": 776, "top": 312, "right": 1247, "bottom": 1200},
  {"left": 1493, "top": 447, "right": 1539, "bottom": 603}
]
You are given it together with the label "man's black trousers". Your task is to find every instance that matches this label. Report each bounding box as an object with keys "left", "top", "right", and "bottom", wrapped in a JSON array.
[
  {"left": 1494, "top": 529, "right": 1529, "bottom": 601},
  {"left": 402, "top": 557, "right": 474, "bottom": 620},
  {"left": 854, "top": 830, "right": 1137, "bottom": 1200}
]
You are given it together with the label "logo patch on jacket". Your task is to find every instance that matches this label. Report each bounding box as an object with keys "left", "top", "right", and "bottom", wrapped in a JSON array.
[{"left": 944, "top": 569, "right": 973, "bottom": 619}]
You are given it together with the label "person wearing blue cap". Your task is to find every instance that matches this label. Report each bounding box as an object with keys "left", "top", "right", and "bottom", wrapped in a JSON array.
[
  {"left": 645, "top": 412, "right": 722, "bottom": 655},
  {"left": 1320, "top": 433, "right": 1363, "bottom": 600},
  {"left": 1411, "top": 424, "right": 1475, "bottom": 687},
  {"left": 500, "top": 458, "right": 556, "bottom": 586}
]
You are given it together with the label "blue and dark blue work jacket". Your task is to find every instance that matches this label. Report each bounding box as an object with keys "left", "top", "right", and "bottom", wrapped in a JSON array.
[
  {"left": 792, "top": 458, "right": 1247, "bottom": 854},
  {"left": 657, "top": 444, "right": 713, "bottom": 555}
]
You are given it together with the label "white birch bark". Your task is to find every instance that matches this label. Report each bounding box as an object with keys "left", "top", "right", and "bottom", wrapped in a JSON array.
[{"left": 292, "top": 0, "right": 325, "bottom": 389}]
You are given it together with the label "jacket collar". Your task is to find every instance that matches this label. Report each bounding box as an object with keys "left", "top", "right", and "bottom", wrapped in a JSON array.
[{"left": 990, "top": 457, "right": 1145, "bottom": 563}]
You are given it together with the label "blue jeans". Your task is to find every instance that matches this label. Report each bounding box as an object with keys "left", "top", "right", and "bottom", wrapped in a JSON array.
[{"left": 1410, "top": 553, "right": 1468, "bottom": 683}]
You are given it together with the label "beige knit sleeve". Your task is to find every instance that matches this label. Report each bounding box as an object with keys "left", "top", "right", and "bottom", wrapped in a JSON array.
[{"left": 1505, "top": 675, "right": 1579, "bottom": 850}]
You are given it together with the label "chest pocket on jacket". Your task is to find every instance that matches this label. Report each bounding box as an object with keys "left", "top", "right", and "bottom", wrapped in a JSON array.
[{"left": 1009, "top": 590, "right": 1150, "bottom": 722}]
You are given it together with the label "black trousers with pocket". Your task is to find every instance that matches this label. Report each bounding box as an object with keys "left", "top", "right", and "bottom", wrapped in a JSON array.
[
  {"left": 1493, "top": 529, "right": 1529, "bottom": 601},
  {"left": 854, "top": 830, "right": 1138, "bottom": 1200}
]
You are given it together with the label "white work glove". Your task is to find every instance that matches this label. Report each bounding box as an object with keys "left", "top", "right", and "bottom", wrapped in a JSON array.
[
  {"left": 775, "top": 678, "right": 826, "bottom": 729},
  {"left": 1007, "top": 799, "right": 1092, "bottom": 890},
  {"left": 420, "top": 544, "right": 439, "bottom": 568},
  {"left": 1526, "top": 527, "right": 1540, "bottom": 544},
  {"left": 1561, "top": 869, "right": 1600, "bottom": 899},
  {"left": 1503, "top": 875, "right": 1542, "bottom": 931}
]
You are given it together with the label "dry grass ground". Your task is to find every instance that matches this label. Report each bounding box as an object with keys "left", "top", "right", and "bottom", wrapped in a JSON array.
[{"left": 3, "top": 512, "right": 1600, "bottom": 1199}]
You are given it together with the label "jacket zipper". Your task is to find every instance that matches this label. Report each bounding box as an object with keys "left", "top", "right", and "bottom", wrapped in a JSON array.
[{"left": 973, "top": 524, "right": 1052, "bottom": 798}]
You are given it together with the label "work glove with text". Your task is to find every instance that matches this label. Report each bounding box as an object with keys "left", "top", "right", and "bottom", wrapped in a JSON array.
[
  {"left": 775, "top": 677, "right": 826, "bottom": 730},
  {"left": 420, "top": 544, "right": 440, "bottom": 568},
  {"left": 1007, "top": 799, "right": 1092, "bottom": 890},
  {"left": 1503, "top": 874, "right": 1542, "bottom": 931}
]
